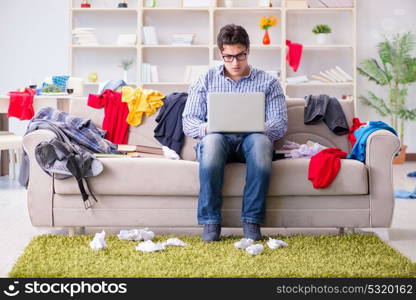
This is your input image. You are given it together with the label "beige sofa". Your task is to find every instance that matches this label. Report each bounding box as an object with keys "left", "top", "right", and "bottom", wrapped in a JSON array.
[{"left": 23, "top": 98, "right": 400, "bottom": 234}]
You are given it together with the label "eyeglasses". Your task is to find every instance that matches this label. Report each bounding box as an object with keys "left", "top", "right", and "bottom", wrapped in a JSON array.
[{"left": 221, "top": 52, "right": 247, "bottom": 62}]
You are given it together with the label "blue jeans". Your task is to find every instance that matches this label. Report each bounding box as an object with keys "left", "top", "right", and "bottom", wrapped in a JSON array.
[{"left": 196, "top": 133, "right": 273, "bottom": 225}]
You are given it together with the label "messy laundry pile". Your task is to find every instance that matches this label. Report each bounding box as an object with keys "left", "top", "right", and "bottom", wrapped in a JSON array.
[{"left": 272, "top": 94, "right": 398, "bottom": 190}]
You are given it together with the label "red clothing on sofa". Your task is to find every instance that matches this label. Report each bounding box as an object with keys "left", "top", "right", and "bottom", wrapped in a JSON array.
[
  {"left": 88, "top": 89, "right": 129, "bottom": 144},
  {"left": 348, "top": 117, "right": 366, "bottom": 147},
  {"left": 286, "top": 40, "right": 303, "bottom": 72},
  {"left": 308, "top": 148, "right": 347, "bottom": 189},
  {"left": 7, "top": 88, "right": 35, "bottom": 120}
]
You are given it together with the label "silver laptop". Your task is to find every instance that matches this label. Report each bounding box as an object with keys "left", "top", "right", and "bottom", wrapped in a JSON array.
[{"left": 207, "top": 92, "right": 265, "bottom": 133}]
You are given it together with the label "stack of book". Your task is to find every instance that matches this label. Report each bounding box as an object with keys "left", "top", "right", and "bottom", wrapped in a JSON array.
[
  {"left": 172, "top": 33, "right": 195, "bottom": 45},
  {"left": 118, "top": 144, "right": 165, "bottom": 158},
  {"left": 311, "top": 66, "right": 353, "bottom": 83},
  {"left": 72, "top": 28, "right": 98, "bottom": 45},
  {"left": 142, "top": 26, "right": 158, "bottom": 45},
  {"left": 141, "top": 63, "right": 159, "bottom": 83}
]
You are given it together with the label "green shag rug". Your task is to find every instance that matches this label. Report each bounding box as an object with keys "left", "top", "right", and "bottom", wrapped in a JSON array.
[{"left": 9, "top": 234, "right": 416, "bottom": 278}]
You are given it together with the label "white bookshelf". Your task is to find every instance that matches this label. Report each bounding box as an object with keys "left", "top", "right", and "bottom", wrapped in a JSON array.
[{"left": 68, "top": 0, "right": 357, "bottom": 108}]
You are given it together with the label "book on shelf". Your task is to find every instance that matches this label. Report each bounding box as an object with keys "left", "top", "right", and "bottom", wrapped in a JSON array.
[
  {"left": 311, "top": 74, "right": 331, "bottom": 83},
  {"left": 328, "top": 69, "right": 345, "bottom": 82},
  {"left": 172, "top": 33, "right": 195, "bottom": 45},
  {"left": 117, "top": 144, "right": 164, "bottom": 155},
  {"left": 141, "top": 63, "right": 158, "bottom": 83},
  {"left": 286, "top": 75, "right": 309, "bottom": 84},
  {"left": 335, "top": 66, "right": 353, "bottom": 81},
  {"left": 117, "top": 34, "right": 137, "bottom": 46},
  {"left": 94, "top": 152, "right": 141, "bottom": 158},
  {"left": 151, "top": 65, "right": 159, "bottom": 83},
  {"left": 142, "top": 26, "right": 158, "bottom": 45}
]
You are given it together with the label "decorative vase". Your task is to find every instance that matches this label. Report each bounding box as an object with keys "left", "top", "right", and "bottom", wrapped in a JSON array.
[
  {"left": 81, "top": 0, "right": 91, "bottom": 8},
  {"left": 123, "top": 70, "right": 128, "bottom": 83},
  {"left": 262, "top": 29, "right": 270, "bottom": 45},
  {"left": 316, "top": 33, "right": 330, "bottom": 45}
]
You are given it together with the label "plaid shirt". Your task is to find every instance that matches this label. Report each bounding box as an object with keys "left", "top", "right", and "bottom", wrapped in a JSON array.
[
  {"left": 182, "top": 64, "right": 288, "bottom": 141},
  {"left": 27, "top": 107, "right": 117, "bottom": 153}
]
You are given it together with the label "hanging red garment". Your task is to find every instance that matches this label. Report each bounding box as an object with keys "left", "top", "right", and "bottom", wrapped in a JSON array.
[
  {"left": 7, "top": 88, "right": 35, "bottom": 120},
  {"left": 88, "top": 89, "right": 129, "bottom": 144},
  {"left": 308, "top": 148, "right": 347, "bottom": 189},
  {"left": 348, "top": 117, "right": 366, "bottom": 147},
  {"left": 286, "top": 40, "right": 303, "bottom": 72}
]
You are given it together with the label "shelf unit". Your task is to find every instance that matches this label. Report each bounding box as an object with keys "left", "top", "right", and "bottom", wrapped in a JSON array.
[{"left": 69, "top": 0, "right": 357, "bottom": 108}]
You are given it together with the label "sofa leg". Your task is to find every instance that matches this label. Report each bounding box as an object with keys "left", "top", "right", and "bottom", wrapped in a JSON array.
[
  {"left": 68, "top": 227, "right": 76, "bottom": 236},
  {"left": 338, "top": 227, "right": 345, "bottom": 235}
]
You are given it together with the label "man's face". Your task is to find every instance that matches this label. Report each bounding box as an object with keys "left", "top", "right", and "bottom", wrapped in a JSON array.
[{"left": 220, "top": 44, "right": 249, "bottom": 78}]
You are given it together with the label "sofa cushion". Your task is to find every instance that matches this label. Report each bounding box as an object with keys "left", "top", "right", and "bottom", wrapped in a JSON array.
[{"left": 54, "top": 157, "right": 368, "bottom": 196}]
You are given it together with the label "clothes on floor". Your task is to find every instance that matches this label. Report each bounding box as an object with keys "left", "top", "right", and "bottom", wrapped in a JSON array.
[
  {"left": 286, "top": 40, "right": 303, "bottom": 72},
  {"left": 154, "top": 92, "right": 187, "bottom": 155},
  {"left": 88, "top": 89, "right": 129, "bottom": 144},
  {"left": 347, "top": 121, "right": 397, "bottom": 162},
  {"left": 348, "top": 117, "right": 366, "bottom": 147},
  {"left": 308, "top": 147, "right": 347, "bottom": 189},
  {"left": 394, "top": 187, "right": 416, "bottom": 199},
  {"left": 407, "top": 172, "right": 416, "bottom": 178},
  {"left": 121, "top": 86, "right": 165, "bottom": 126},
  {"left": 7, "top": 88, "right": 35, "bottom": 120},
  {"left": 304, "top": 94, "right": 349, "bottom": 136}
]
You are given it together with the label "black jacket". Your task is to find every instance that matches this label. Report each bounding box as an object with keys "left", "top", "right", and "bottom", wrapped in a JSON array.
[{"left": 154, "top": 92, "right": 188, "bottom": 155}]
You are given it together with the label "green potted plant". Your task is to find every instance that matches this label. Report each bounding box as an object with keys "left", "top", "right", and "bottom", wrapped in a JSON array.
[
  {"left": 312, "top": 24, "right": 332, "bottom": 45},
  {"left": 357, "top": 32, "right": 416, "bottom": 163},
  {"left": 118, "top": 59, "right": 134, "bottom": 83}
]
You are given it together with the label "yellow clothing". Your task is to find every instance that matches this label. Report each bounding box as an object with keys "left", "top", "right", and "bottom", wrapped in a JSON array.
[{"left": 121, "top": 86, "right": 165, "bottom": 126}]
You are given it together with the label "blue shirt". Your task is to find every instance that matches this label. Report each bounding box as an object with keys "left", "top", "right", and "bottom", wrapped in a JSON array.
[
  {"left": 182, "top": 64, "right": 288, "bottom": 141},
  {"left": 347, "top": 121, "right": 397, "bottom": 162}
]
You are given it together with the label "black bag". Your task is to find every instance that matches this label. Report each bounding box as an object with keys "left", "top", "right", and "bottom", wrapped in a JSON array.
[{"left": 35, "top": 138, "right": 103, "bottom": 209}]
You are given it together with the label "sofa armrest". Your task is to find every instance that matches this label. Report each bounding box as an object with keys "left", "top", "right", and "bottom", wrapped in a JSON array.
[
  {"left": 365, "top": 130, "right": 401, "bottom": 227},
  {"left": 22, "top": 129, "right": 57, "bottom": 226}
]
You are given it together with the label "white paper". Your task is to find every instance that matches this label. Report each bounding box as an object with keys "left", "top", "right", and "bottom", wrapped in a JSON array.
[
  {"left": 89, "top": 230, "right": 107, "bottom": 251},
  {"left": 136, "top": 240, "right": 166, "bottom": 252},
  {"left": 245, "top": 244, "right": 264, "bottom": 255},
  {"left": 162, "top": 146, "right": 180, "bottom": 160},
  {"left": 234, "top": 238, "right": 254, "bottom": 249},
  {"left": 267, "top": 238, "right": 288, "bottom": 249},
  {"left": 117, "top": 228, "right": 155, "bottom": 241},
  {"left": 163, "top": 238, "right": 187, "bottom": 247}
]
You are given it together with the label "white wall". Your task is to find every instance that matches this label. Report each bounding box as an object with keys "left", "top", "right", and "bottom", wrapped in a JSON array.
[
  {"left": 357, "top": 0, "right": 416, "bottom": 151},
  {"left": 0, "top": 0, "right": 69, "bottom": 135},
  {"left": 0, "top": 0, "right": 415, "bottom": 149}
]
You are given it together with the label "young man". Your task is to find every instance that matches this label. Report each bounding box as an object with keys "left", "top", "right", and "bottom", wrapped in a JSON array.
[{"left": 182, "top": 24, "right": 288, "bottom": 242}]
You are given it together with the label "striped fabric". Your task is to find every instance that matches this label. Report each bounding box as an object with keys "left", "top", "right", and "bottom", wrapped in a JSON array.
[{"left": 182, "top": 64, "right": 287, "bottom": 141}]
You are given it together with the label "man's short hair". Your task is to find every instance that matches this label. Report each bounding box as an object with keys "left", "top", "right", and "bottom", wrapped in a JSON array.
[{"left": 217, "top": 24, "right": 250, "bottom": 51}]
